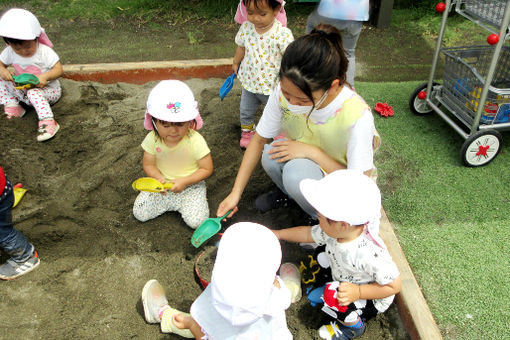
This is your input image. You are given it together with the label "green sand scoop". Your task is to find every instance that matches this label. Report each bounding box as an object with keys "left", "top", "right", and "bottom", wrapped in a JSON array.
[
  {"left": 13, "top": 73, "right": 39, "bottom": 90},
  {"left": 191, "top": 210, "right": 232, "bottom": 248}
]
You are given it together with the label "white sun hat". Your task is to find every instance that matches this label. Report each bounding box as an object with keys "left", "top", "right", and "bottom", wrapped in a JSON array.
[
  {"left": 143, "top": 80, "right": 199, "bottom": 130},
  {"left": 300, "top": 169, "right": 386, "bottom": 248},
  {"left": 0, "top": 8, "right": 53, "bottom": 47},
  {"left": 190, "top": 222, "right": 292, "bottom": 339}
]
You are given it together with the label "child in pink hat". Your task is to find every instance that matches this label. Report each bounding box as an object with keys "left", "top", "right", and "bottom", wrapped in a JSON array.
[
  {"left": 232, "top": 0, "right": 293, "bottom": 149},
  {"left": 0, "top": 8, "right": 62, "bottom": 142},
  {"left": 133, "top": 80, "right": 213, "bottom": 229}
]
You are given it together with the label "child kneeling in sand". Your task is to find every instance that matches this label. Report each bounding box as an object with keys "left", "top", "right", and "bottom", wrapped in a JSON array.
[
  {"left": 141, "top": 222, "right": 293, "bottom": 339},
  {"left": 133, "top": 80, "right": 212, "bottom": 229},
  {"left": 273, "top": 170, "right": 401, "bottom": 340}
]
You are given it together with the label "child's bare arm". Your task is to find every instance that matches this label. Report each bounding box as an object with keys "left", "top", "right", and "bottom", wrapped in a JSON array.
[
  {"left": 336, "top": 276, "right": 402, "bottom": 306},
  {"left": 142, "top": 152, "right": 166, "bottom": 184},
  {"left": 173, "top": 313, "right": 205, "bottom": 340},
  {"left": 37, "top": 61, "right": 63, "bottom": 88},
  {"left": 170, "top": 153, "right": 213, "bottom": 193},
  {"left": 232, "top": 46, "right": 245, "bottom": 74},
  {"left": 273, "top": 226, "right": 314, "bottom": 243},
  {"left": 0, "top": 62, "right": 13, "bottom": 81}
]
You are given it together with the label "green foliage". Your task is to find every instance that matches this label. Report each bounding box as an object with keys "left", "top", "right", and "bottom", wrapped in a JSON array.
[{"left": 394, "top": 0, "right": 438, "bottom": 9}]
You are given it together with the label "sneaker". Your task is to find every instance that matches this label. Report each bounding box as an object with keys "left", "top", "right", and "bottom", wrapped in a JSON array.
[
  {"left": 160, "top": 305, "right": 194, "bottom": 338},
  {"left": 37, "top": 119, "right": 60, "bottom": 142},
  {"left": 240, "top": 130, "right": 255, "bottom": 149},
  {"left": 318, "top": 320, "right": 366, "bottom": 340},
  {"left": 254, "top": 189, "right": 290, "bottom": 213},
  {"left": 4, "top": 102, "right": 26, "bottom": 119},
  {"left": 142, "top": 279, "right": 169, "bottom": 324},
  {"left": 0, "top": 251, "right": 40, "bottom": 280}
]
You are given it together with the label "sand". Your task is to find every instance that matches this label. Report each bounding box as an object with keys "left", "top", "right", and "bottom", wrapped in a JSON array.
[{"left": 0, "top": 78, "right": 407, "bottom": 339}]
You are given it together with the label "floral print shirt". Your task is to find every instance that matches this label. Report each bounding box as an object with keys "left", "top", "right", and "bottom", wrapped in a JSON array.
[{"left": 235, "top": 20, "right": 293, "bottom": 95}]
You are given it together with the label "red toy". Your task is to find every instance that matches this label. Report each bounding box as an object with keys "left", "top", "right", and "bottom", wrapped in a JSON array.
[
  {"left": 435, "top": 2, "right": 446, "bottom": 13},
  {"left": 487, "top": 33, "right": 499, "bottom": 45},
  {"left": 322, "top": 282, "right": 348, "bottom": 318},
  {"left": 374, "top": 102, "right": 394, "bottom": 117}
]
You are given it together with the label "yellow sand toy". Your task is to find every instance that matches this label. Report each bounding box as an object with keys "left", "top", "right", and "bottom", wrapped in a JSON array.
[
  {"left": 12, "top": 183, "right": 27, "bottom": 208},
  {"left": 131, "top": 177, "right": 173, "bottom": 193}
]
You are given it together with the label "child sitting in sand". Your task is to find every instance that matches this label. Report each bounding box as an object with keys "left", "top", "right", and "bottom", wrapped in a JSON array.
[
  {"left": 133, "top": 80, "right": 213, "bottom": 229},
  {"left": 141, "top": 222, "right": 293, "bottom": 339},
  {"left": 273, "top": 170, "right": 401, "bottom": 340},
  {"left": 232, "top": 0, "right": 293, "bottom": 148},
  {"left": 0, "top": 8, "right": 63, "bottom": 142}
]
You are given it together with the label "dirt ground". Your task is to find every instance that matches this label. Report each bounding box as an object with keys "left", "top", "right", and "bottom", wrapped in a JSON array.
[{"left": 0, "top": 78, "right": 409, "bottom": 339}]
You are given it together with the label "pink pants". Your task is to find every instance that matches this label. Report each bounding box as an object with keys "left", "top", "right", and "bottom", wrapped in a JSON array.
[{"left": 0, "top": 80, "right": 62, "bottom": 120}]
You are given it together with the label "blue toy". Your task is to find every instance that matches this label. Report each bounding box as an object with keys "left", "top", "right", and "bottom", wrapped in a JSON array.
[
  {"left": 219, "top": 72, "right": 236, "bottom": 100},
  {"left": 306, "top": 285, "right": 326, "bottom": 307}
]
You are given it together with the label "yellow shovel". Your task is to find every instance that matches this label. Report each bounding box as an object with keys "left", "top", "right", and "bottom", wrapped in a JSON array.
[
  {"left": 13, "top": 183, "right": 27, "bottom": 208},
  {"left": 131, "top": 177, "right": 173, "bottom": 193}
]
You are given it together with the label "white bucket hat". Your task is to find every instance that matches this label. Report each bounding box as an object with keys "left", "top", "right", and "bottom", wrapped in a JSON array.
[
  {"left": 190, "top": 222, "right": 292, "bottom": 339},
  {"left": 300, "top": 169, "right": 385, "bottom": 248},
  {"left": 144, "top": 80, "right": 200, "bottom": 130},
  {"left": 0, "top": 8, "right": 53, "bottom": 47}
]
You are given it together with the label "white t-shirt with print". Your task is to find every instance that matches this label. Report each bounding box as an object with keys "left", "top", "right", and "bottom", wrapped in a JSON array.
[
  {"left": 256, "top": 84, "right": 375, "bottom": 172},
  {"left": 0, "top": 44, "right": 60, "bottom": 88},
  {"left": 311, "top": 225, "right": 399, "bottom": 312},
  {"left": 235, "top": 20, "right": 293, "bottom": 95}
]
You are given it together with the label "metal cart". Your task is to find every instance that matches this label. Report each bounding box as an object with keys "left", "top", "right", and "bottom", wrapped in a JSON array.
[{"left": 409, "top": 0, "right": 510, "bottom": 166}]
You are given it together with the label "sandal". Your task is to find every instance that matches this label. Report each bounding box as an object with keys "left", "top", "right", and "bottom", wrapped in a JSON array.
[{"left": 4, "top": 103, "right": 26, "bottom": 119}]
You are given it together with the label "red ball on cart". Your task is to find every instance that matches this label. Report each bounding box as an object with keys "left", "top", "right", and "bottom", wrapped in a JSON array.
[
  {"left": 435, "top": 2, "right": 446, "bottom": 13},
  {"left": 487, "top": 33, "right": 499, "bottom": 45}
]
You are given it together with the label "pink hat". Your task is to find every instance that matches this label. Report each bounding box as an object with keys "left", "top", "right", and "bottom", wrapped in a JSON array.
[
  {"left": 144, "top": 80, "right": 203, "bottom": 130},
  {"left": 0, "top": 8, "right": 53, "bottom": 48},
  {"left": 234, "top": 0, "right": 287, "bottom": 27}
]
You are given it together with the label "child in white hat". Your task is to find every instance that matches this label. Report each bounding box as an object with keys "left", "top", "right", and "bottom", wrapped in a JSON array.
[
  {"left": 132, "top": 80, "right": 212, "bottom": 229},
  {"left": 273, "top": 169, "right": 401, "bottom": 340},
  {"left": 141, "top": 222, "right": 293, "bottom": 339},
  {"left": 0, "top": 8, "right": 63, "bottom": 142}
]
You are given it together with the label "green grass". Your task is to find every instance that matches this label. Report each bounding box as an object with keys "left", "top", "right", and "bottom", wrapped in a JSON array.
[{"left": 358, "top": 81, "right": 510, "bottom": 340}]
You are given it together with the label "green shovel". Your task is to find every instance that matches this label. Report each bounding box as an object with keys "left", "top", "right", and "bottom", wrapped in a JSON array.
[{"left": 191, "top": 210, "right": 232, "bottom": 248}]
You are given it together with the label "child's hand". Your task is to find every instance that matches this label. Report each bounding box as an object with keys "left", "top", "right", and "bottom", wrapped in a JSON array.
[
  {"left": 232, "top": 63, "right": 239, "bottom": 75},
  {"left": 36, "top": 75, "right": 49, "bottom": 88},
  {"left": 337, "top": 282, "right": 361, "bottom": 306},
  {"left": 172, "top": 312, "right": 192, "bottom": 330},
  {"left": 0, "top": 68, "right": 13, "bottom": 82},
  {"left": 169, "top": 178, "right": 187, "bottom": 193}
]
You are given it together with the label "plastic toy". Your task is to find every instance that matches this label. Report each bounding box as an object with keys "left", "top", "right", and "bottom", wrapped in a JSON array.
[
  {"left": 306, "top": 285, "right": 325, "bottom": 307},
  {"left": 374, "top": 102, "right": 394, "bottom": 117},
  {"left": 219, "top": 72, "right": 236, "bottom": 100},
  {"left": 12, "top": 73, "right": 39, "bottom": 90},
  {"left": 322, "top": 282, "right": 348, "bottom": 318},
  {"left": 487, "top": 33, "right": 499, "bottom": 45},
  {"left": 435, "top": 2, "right": 446, "bottom": 13},
  {"left": 131, "top": 177, "right": 173, "bottom": 193},
  {"left": 12, "top": 183, "right": 27, "bottom": 208},
  {"left": 191, "top": 210, "right": 232, "bottom": 248}
]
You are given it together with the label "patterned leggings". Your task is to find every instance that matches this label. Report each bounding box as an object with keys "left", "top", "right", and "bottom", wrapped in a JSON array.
[
  {"left": 132, "top": 181, "right": 209, "bottom": 229},
  {"left": 0, "top": 80, "right": 62, "bottom": 120}
]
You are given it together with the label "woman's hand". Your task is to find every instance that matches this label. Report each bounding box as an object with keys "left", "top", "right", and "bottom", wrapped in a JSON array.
[
  {"left": 216, "top": 192, "right": 239, "bottom": 219},
  {"left": 268, "top": 140, "right": 316, "bottom": 163},
  {"left": 336, "top": 282, "right": 361, "bottom": 306}
]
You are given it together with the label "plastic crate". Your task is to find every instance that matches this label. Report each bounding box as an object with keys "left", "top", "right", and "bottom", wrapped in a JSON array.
[
  {"left": 441, "top": 45, "right": 510, "bottom": 124},
  {"left": 458, "top": 0, "right": 509, "bottom": 29}
]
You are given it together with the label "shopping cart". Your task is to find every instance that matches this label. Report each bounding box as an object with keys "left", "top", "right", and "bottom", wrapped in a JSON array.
[{"left": 409, "top": 0, "right": 510, "bottom": 166}]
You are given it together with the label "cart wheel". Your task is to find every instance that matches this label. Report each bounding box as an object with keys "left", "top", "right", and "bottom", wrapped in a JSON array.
[
  {"left": 409, "top": 82, "right": 440, "bottom": 115},
  {"left": 461, "top": 130, "right": 502, "bottom": 167}
]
